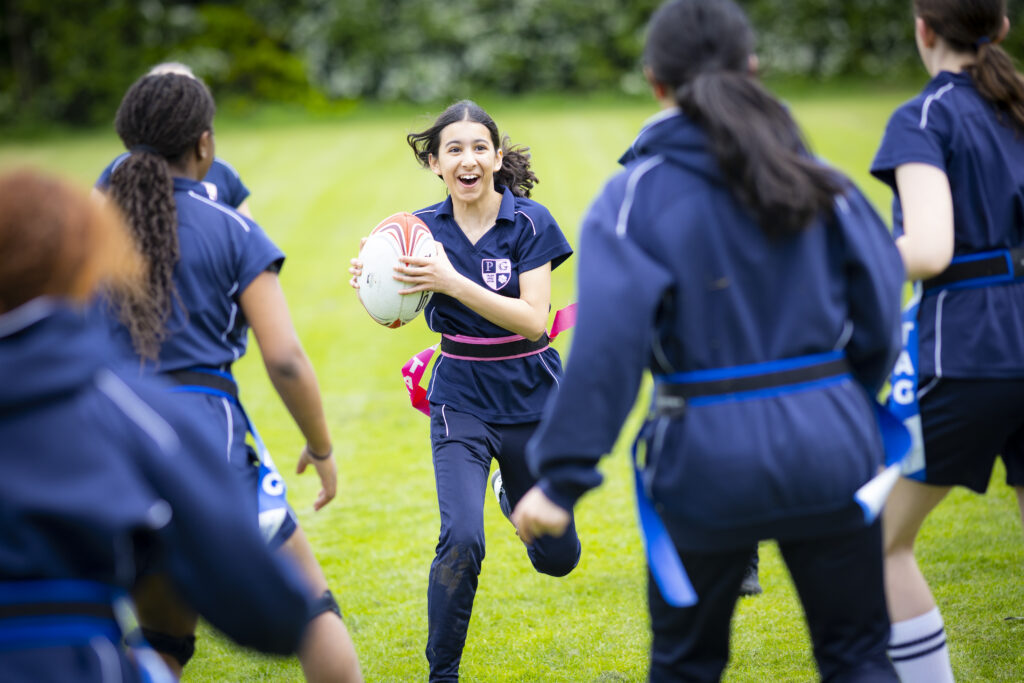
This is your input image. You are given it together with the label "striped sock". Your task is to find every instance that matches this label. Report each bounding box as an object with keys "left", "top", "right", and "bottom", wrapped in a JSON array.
[{"left": 887, "top": 607, "right": 954, "bottom": 682}]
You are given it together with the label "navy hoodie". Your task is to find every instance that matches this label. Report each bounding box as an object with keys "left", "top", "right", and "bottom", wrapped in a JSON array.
[
  {"left": 0, "top": 299, "right": 312, "bottom": 679},
  {"left": 528, "top": 110, "right": 904, "bottom": 550}
]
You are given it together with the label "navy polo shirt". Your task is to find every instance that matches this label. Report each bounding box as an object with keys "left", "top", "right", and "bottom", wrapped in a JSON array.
[
  {"left": 110, "top": 177, "right": 283, "bottom": 372},
  {"left": 872, "top": 70, "right": 1024, "bottom": 378},
  {"left": 414, "top": 186, "right": 572, "bottom": 423},
  {"left": 97, "top": 153, "right": 250, "bottom": 209}
]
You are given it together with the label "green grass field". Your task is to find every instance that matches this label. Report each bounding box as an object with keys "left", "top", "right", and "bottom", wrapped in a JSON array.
[{"left": 2, "top": 87, "right": 1022, "bottom": 682}]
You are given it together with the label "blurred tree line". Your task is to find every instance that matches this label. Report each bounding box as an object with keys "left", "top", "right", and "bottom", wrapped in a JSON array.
[{"left": 2, "top": 0, "right": 1023, "bottom": 127}]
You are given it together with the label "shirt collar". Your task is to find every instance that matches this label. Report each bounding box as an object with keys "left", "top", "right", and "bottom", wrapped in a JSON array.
[
  {"left": 435, "top": 185, "right": 517, "bottom": 224},
  {"left": 172, "top": 176, "right": 208, "bottom": 196},
  {"left": 620, "top": 107, "right": 684, "bottom": 166}
]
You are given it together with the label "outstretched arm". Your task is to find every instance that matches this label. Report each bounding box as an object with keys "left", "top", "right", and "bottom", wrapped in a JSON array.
[{"left": 240, "top": 271, "right": 336, "bottom": 511}]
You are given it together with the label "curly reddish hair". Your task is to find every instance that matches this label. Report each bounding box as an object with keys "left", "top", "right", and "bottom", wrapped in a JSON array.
[{"left": 0, "top": 169, "right": 140, "bottom": 313}]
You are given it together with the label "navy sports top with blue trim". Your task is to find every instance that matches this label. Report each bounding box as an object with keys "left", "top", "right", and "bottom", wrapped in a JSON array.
[
  {"left": 107, "top": 177, "right": 283, "bottom": 372},
  {"left": 414, "top": 186, "right": 573, "bottom": 423},
  {"left": 527, "top": 111, "right": 904, "bottom": 549},
  {"left": 872, "top": 70, "right": 1024, "bottom": 379},
  {"left": 0, "top": 301, "right": 312, "bottom": 665},
  {"left": 97, "top": 154, "right": 250, "bottom": 209}
]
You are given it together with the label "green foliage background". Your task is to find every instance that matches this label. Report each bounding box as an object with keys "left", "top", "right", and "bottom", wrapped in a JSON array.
[{"left": 5, "top": 0, "right": 1024, "bottom": 126}]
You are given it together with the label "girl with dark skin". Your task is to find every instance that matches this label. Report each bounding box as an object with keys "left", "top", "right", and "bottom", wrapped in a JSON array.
[{"left": 106, "top": 73, "right": 361, "bottom": 682}]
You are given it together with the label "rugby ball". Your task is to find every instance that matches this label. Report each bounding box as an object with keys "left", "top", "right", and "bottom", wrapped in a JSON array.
[{"left": 357, "top": 212, "right": 435, "bottom": 328}]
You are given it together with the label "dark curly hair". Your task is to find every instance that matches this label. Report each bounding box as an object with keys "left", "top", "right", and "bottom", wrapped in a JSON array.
[
  {"left": 407, "top": 100, "right": 538, "bottom": 198},
  {"left": 108, "top": 73, "right": 215, "bottom": 361}
]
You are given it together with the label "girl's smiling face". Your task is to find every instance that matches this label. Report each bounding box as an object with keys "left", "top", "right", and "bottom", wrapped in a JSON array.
[{"left": 429, "top": 120, "right": 503, "bottom": 205}]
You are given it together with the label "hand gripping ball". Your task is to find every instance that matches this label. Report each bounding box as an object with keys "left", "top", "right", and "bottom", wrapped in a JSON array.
[{"left": 357, "top": 212, "right": 436, "bottom": 328}]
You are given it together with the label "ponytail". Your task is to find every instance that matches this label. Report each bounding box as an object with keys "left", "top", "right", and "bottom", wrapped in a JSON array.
[
  {"left": 966, "top": 42, "right": 1024, "bottom": 132},
  {"left": 675, "top": 71, "right": 842, "bottom": 238},
  {"left": 914, "top": 0, "right": 1024, "bottom": 132},
  {"left": 108, "top": 150, "right": 179, "bottom": 361},
  {"left": 645, "top": 0, "right": 842, "bottom": 238},
  {"left": 106, "top": 73, "right": 214, "bottom": 362},
  {"left": 495, "top": 137, "right": 538, "bottom": 198}
]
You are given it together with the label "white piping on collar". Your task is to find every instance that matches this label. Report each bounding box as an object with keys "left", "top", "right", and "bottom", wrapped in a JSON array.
[{"left": 0, "top": 297, "right": 60, "bottom": 338}]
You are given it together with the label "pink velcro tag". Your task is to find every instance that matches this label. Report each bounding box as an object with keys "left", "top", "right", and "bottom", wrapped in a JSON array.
[
  {"left": 401, "top": 344, "right": 437, "bottom": 416},
  {"left": 400, "top": 303, "right": 577, "bottom": 415},
  {"left": 549, "top": 303, "right": 577, "bottom": 340}
]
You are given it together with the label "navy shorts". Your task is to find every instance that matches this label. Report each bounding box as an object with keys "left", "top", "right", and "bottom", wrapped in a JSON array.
[
  {"left": 192, "top": 392, "right": 298, "bottom": 549},
  {"left": 918, "top": 377, "right": 1024, "bottom": 492}
]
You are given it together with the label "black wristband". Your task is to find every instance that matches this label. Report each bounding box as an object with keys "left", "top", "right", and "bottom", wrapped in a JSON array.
[{"left": 307, "top": 445, "right": 333, "bottom": 461}]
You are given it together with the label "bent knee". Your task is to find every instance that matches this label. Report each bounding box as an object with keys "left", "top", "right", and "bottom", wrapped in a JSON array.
[
  {"left": 531, "top": 541, "right": 581, "bottom": 577},
  {"left": 883, "top": 527, "right": 917, "bottom": 557}
]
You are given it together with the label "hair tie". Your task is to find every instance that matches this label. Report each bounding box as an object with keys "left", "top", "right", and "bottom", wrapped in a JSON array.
[
  {"left": 306, "top": 444, "right": 333, "bottom": 461},
  {"left": 975, "top": 35, "right": 992, "bottom": 49},
  {"left": 129, "top": 144, "right": 161, "bottom": 156}
]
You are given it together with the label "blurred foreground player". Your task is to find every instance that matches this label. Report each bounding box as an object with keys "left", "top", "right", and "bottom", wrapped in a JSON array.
[
  {"left": 513, "top": 0, "right": 905, "bottom": 680},
  {"left": 0, "top": 169, "right": 314, "bottom": 682}
]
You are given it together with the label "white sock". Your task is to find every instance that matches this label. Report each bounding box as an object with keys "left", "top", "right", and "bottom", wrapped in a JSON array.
[{"left": 888, "top": 607, "right": 955, "bottom": 682}]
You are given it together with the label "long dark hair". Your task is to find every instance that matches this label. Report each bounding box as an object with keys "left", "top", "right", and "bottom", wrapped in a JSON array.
[
  {"left": 645, "top": 0, "right": 842, "bottom": 237},
  {"left": 108, "top": 73, "right": 215, "bottom": 360},
  {"left": 914, "top": 0, "right": 1024, "bottom": 132},
  {"left": 407, "top": 100, "right": 538, "bottom": 198}
]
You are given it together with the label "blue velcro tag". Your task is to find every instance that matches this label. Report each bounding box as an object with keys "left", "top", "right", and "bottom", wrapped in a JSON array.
[
  {"left": 632, "top": 435, "right": 697, "bottom": 608},
  {"left": 249, "top": 423, "right": 290, "bottom": 544},
  {"left": 886, "top": 284, "right": 926, "bottom": 478}
]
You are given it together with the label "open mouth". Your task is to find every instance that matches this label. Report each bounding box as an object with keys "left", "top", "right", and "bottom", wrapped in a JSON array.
[{"left": 458, "top": 174, "right": 480, "bottom": 187}]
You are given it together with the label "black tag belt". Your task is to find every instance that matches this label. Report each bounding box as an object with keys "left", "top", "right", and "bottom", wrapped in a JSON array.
[
  {"left": 0, "top": 601, "right": 115, "bottom": 621},
  {"left": 653, "top": 355, "right": 851, "bottom": 415},
  {"left": 923, "top": 247, "right": 1024, "bottom": 293},
  {"left": 440, "top": 333, "right": 549, "bottom": 359},
  {"left": 165, "top": 367, "right": 238, "bottom": 399}
]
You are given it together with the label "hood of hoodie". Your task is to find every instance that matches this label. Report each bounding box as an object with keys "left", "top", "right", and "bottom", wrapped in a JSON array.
[
  {"left": 0, "top": 298, "right": 114, "bottom": 411},
  {"left": 618, "top": 108, "right": 726, "bottom": 187}
]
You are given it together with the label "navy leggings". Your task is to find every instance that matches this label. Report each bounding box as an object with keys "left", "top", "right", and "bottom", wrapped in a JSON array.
[
  {"left": 426, "top": 404, "right": 581, "bottom": 682},
  {"left": 649, "top": 521, "right": 897, "bottom": 682}
]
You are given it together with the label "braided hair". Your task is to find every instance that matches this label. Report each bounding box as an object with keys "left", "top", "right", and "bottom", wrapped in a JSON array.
[
  {"left": 407, "top": 100, "right": 539, "bottom": 198},
  {"left": 108, "top": 73, "right": 215, "bottom": 361}
]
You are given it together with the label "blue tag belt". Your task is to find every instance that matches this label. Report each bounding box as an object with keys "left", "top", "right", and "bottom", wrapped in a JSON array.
[
  {"left": 0, "top": 579, "right": 174, "bottom": 682},
  {"left": 164, "top": 367, "right": 291, "bottom": 546},
  {"left": 923, "top": 246, "right": 1024, "bottom": 294},
  {"left": 635, "top": 351, "right": 909, "bottom": 608}
]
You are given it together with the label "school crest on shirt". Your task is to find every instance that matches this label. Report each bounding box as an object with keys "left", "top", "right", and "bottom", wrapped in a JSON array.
[{"left": 481, "top": 258, "right": 512, "bottom": 291}]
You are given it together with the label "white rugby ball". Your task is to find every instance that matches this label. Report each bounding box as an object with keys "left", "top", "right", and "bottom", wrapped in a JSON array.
[{"left": 357, "top": 212, "right": 435, "bottom": 328}]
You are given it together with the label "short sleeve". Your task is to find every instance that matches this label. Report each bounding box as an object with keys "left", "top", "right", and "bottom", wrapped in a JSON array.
[
  {"left": 516, "top": 204, "right": 573, "bottom": 274},
  {"left": 95, "top": 154, "right": 129, "bottom": 191},
  {"left": 212, "top": 159, "right": 251, "bottom": 209},
  {"left": 233, "top": 217, "right": 285, "bottom": 296},
  {"left": 870, "top": 98, "right": 949, "bottom": 191}
]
